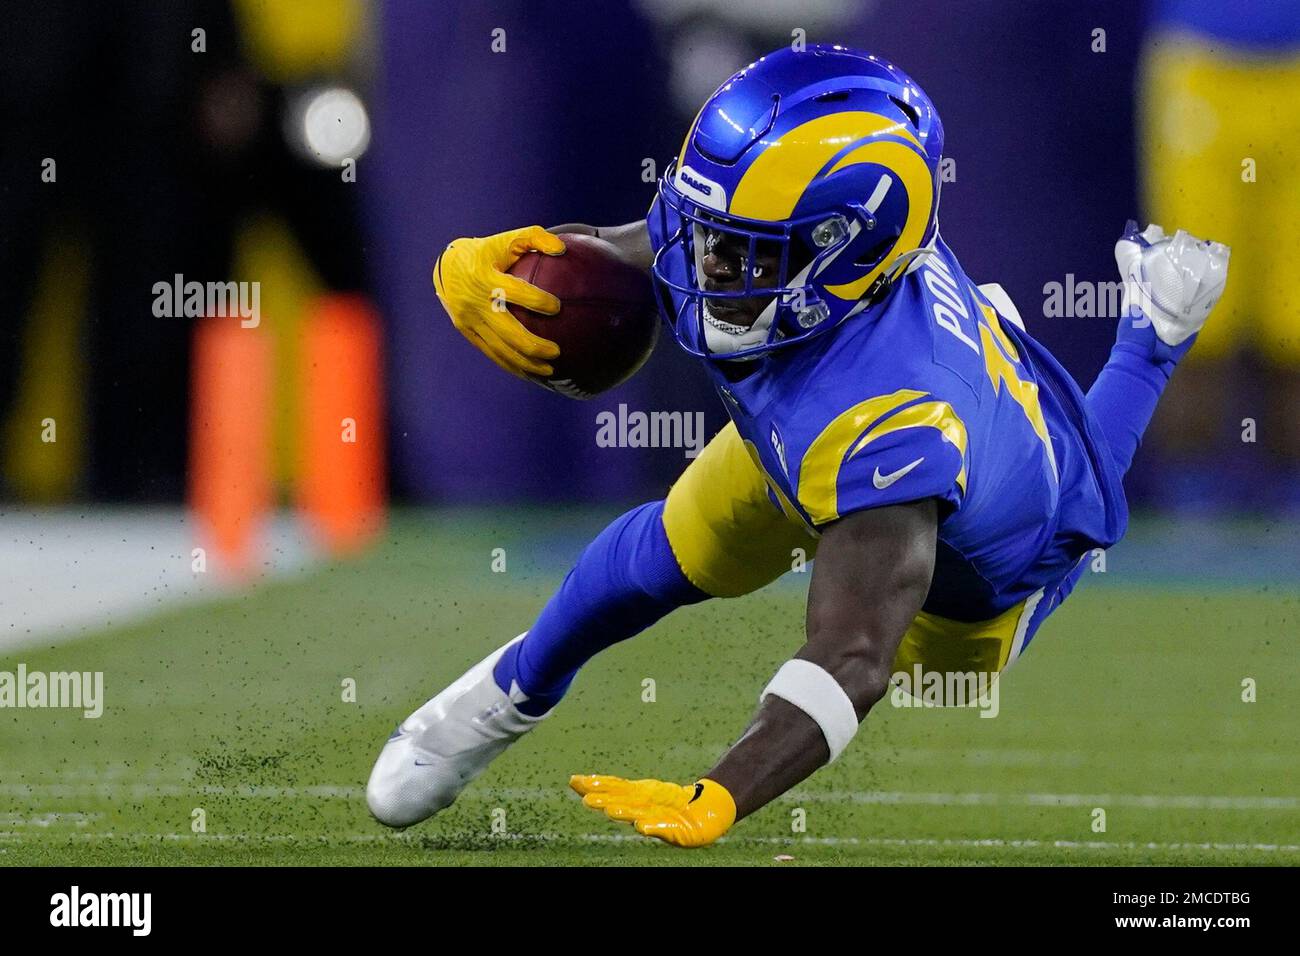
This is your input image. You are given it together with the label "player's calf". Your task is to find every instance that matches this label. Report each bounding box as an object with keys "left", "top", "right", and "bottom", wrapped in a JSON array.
[{"left": 489, "top": 500, "right": 708, "bottom": 716}]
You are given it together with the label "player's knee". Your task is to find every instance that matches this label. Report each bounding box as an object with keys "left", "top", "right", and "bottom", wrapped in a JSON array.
[{"left": 608, "top": 500, "right": 708, "bottom": 606}]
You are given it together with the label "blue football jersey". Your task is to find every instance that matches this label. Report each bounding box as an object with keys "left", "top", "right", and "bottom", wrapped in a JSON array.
[{"left": 649, "top": 203, "right": 1128, "bottom": 623}]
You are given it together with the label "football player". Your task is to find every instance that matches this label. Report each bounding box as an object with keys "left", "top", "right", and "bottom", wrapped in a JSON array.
[{"left": 367, "top": 45, "right": 1229, "bottom": 847}]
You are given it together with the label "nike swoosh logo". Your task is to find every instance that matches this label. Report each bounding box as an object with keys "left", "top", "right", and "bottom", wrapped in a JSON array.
[{"left": 873, "top": 457, "right": 925, "bottom": 490}]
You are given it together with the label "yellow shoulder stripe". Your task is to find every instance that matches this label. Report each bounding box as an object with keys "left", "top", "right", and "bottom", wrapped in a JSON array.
[
  {"left": 798, "top": 389, "right": 968, "bottom": 524},
  {"left": 849, "top": 399, "right": 968, "bottom": 494}
]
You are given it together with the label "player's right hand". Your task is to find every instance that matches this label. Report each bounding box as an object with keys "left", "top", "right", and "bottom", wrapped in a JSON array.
[
  {"left": 433, "top": 225, "right": 565, "bottom": 378},
  {"left": 569, "top": 774, "right": 737, "bottom": 848}
]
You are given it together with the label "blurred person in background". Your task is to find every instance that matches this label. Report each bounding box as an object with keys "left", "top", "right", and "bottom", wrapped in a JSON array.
[
  {"left": 1138, "top": 0, "right": 1300, "bottom": 511},
  {"left": 0, "top": 0, "right": 370, "bottom": 503},
  {"left": 0, "top": 0, "right": 247, "bottom": 501}
]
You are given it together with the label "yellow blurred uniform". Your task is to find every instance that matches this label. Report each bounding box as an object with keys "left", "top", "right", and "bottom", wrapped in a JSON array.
[{"left": 1140, "top": 35, "right": 1300, "bottom": 364}]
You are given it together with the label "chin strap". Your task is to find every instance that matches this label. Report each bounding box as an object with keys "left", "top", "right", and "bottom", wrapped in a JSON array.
[
  {"left": 895, "top": 230, "right": 941, "bottom": 278},
  {"left": 702, "top": 303, "right": 776, "bottom": 355}
]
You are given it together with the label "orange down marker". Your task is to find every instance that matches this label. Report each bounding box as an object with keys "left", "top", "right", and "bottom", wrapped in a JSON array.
[
  {"left": 297, "top": 293, "right": 386, "bottom": 554},
  {"left": 188, "top": 316, "right": 273, "bottom": 577}
]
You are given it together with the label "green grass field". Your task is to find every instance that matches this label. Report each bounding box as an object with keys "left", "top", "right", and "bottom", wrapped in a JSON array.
[{"left": 2, "top": 509, "right": 1297, "bottom": 866}]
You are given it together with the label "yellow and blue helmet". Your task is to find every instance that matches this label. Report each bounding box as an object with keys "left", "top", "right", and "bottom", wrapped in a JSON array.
[{"left": 650, "top": 44, "right": 944, "bottom": 359}]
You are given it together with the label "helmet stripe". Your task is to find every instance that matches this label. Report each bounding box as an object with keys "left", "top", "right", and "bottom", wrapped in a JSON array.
[
  {"left": 729, "top": 111, "right": 922, "bottom": 221},
  {"left": 822, "top": 139, "right": 934, "bottom": 300}
]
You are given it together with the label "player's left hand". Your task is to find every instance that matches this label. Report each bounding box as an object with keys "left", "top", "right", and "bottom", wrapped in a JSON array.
[
  {"left": 570, "top": 774, "right": 736, "bottom": 848},
  {"left": 1114, "top": 220, "right": 1230, "bottom": 348}
]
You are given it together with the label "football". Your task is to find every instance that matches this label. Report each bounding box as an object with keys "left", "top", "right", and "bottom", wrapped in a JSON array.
[{"left": 507, "top": 232, "right": 659, "bottom": 398}]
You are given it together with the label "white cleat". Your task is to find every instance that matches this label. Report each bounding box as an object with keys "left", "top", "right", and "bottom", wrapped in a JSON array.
[
  {"left": 366, "top": 635, "right": 548, "bottom": 827},
  {"left": 1115, "top": 222, "right": 1230, "bottom": 347}
]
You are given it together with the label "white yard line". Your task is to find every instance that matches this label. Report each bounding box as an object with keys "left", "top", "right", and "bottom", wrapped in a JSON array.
[
  {"left": 0, "top": 783, "right": 364, "bottom": 799},
  {"left": 666, "top": 742, "right": 1299, "bottom": 768},
  {"left": 738, "top": 836, "right": 1300, "bottom": 853},
  {"left": 885, "top": 747, "right": 1300, "bottom": 768},
  {"left": 1, "top": 782, "right": 1296, "bottom": 811},
  {"left": 0, "top": 812, "right": 99, "bottom": 828},
  {"left": 0, "top": 830, "right": 1295, "bottom": 854},
  {"left": 786, "top": 790, "right": 1300, "bottom": 810}
]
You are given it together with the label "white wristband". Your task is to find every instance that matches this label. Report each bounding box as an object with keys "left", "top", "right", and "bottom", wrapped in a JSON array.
[{"left": 760, "top": 659, "right": 860, "bottom": 762}]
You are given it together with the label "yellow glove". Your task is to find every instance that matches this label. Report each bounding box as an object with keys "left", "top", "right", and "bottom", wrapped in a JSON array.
[
  {"left": 432, "top": 225, "right": 565, "bottom": 379},
  {"left": 570, "top": 774, "right": 737, "bottom": 848}
]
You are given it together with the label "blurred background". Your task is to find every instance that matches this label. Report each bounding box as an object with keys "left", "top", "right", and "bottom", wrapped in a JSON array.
[{"left": 1, "top": 0, "right": 1297, "bottom": 618}]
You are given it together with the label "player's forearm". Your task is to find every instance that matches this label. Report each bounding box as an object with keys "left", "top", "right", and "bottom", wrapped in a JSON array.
[
  {"left": 547, "top": 220, "right": 652, "bottom": 270},
  {"left": 704, "top": 640, "right": 894, "bottom": 819},
  {"left": 707, "top": 501, "right": 937, "bottom": 821}
]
